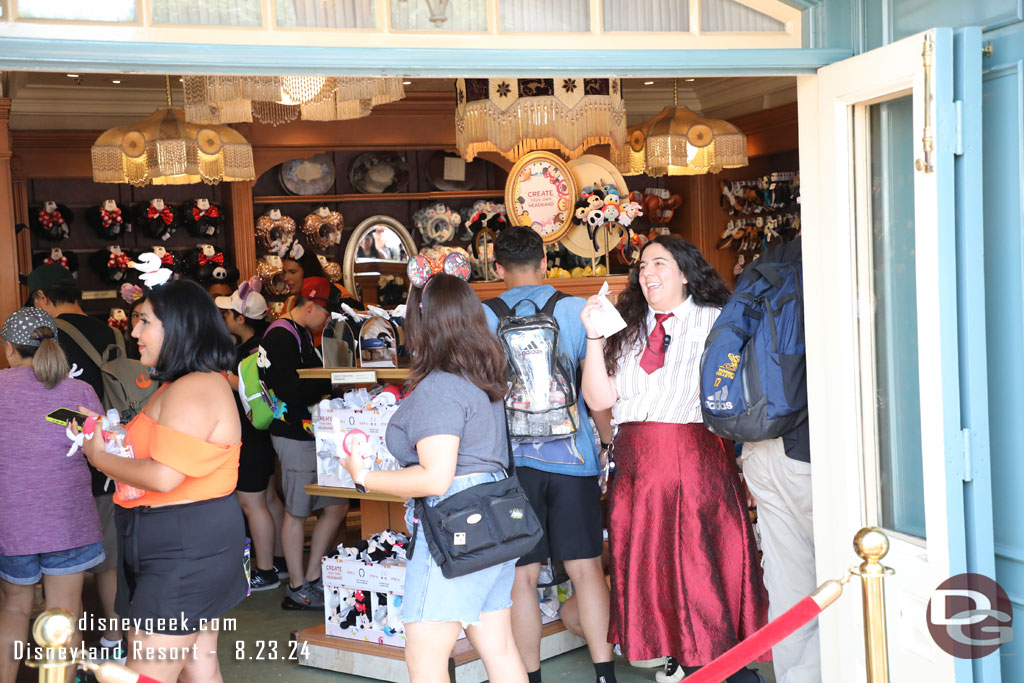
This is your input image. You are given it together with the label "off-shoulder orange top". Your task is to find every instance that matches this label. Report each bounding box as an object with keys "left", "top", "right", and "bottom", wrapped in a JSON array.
[{"left": 115, "top": 385, "right": 241, "bottom": 508}]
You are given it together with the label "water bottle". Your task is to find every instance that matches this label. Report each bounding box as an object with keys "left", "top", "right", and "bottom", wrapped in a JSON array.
[{"left": 103, "top": 409, "right": 145, "bottom": 501}]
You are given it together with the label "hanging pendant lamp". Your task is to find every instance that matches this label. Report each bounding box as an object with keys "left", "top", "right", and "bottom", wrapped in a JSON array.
[
  {"left": 613, "top": 80, "right": 748, "bottom": 177},
  {"left": 455, "top": 77, "right": 626, "bottom": 162},
  {"left": 182, "top": 76, "right": 406, "bottom": 126},
  {"left": 92, "top": 76, "right": 255, "bottom": 187}
]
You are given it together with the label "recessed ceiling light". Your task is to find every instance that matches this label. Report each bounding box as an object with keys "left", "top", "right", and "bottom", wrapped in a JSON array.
[
  {"left": 66, "top": 74, "right": 79, "bottom": 78},
  {"left": 179, "top": 78, "right": 184, "bottom": 82},
  {"left": 643, "top": 81, "right": 655, "bottom": 86},
  {"left": 403, "top": 81, "right": 412, "bottom": 85},
  {"left": 112, "top": 80, "right": 121, "bottom": 84},
  {"left": 684, "top": 78, "right": 696, "bottom": 82}
]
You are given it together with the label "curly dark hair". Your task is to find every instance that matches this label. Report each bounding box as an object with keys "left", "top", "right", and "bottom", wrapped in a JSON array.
[{"left": 603, "top": 235, "right": 730, "bottom": 375}]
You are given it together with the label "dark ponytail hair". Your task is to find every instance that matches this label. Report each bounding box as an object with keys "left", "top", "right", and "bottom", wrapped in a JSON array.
[
  {"left": 603, "top": 235, "right": 730, "bottom": 374},
  {"left": 12, "top": 328, "right": 69, "bottom": 390}
]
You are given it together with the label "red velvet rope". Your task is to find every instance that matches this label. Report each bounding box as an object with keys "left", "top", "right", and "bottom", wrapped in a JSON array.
[{"left": 683, "top": 595, "right": 823, "bottom": 683}]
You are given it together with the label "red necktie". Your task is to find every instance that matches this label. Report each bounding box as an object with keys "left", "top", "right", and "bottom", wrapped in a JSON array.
[{"left": 639, "top": 312, "right": 673, "bottom": 374}]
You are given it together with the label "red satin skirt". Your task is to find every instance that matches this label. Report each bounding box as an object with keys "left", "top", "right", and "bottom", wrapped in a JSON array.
[{"left": 607, "top": 421, "right": 770, "bottom": 665}]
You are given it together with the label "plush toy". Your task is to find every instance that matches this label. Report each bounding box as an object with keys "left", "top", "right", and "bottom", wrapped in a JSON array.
[
  {"left": 571, "top": 198, "right": 590, "bottom": 226},
  {"left": 108, "top": 308, "right": 129, "bottom": 333},
  {"left": 302, "top": 206, "right": 344, "bottom": 251},
  {"left": 183, "top": 198, "right": 224, "bottom": 238},
  {"left": 137, "top": 199, "right": 177, "bottom": 241},
  {"left": 120, "top": 283, "right": 145, "bottom": 305},
  {"left": 31, "top": 201, "right": 73, "bottom": 240},
  {"left": 86, "top": 199, "right": 128, "bottom": 239},
  {"left": 35, "top": 248, "right": 79, "bottom": 277},
  {"left": 255, "top": 209, "right": 297, "bottom": 250}
]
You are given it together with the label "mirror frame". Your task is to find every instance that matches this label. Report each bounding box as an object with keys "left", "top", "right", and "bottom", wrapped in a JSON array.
[{"left": 343, "top": 215, "right": 419, "bottom": 298}]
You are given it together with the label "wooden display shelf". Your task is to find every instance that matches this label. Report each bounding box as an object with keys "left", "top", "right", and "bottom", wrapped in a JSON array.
[
  {"left": 293, "top": 619, "right": 584, "bottom": 682},
  {"left": 297, "top": 366, "right": 410, "bottom": 381},
  {"left": 253, "top": 190, "right": 502, "bottom": 204},
  {"left": 305, "top": 484, "right": 403, "bottom": 504},
  {"left": 470, "top": 274, "right": 630, "bottom": 300}
]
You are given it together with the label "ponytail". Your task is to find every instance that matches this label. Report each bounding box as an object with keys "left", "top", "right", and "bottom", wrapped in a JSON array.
[{"left": 11, "top": 327, "right": 70, "bottom": 390}]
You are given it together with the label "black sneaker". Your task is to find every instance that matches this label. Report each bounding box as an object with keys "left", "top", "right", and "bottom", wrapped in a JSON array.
[
  {"left": 282, "top": 581, "right": 324, "bottom": 610},
  {"left": 250, "top": 568, "right": 281, "bottom": 592},
  {"left": 273, "top": 556, "right": 289, "bottom": 580}
]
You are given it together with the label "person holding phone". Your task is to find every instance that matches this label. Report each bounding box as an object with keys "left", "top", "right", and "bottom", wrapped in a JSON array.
[
  {"left": 0, "top": 307, "right": 104, "bottom": 683},
  {"left": 79, "top": 279, "right": 246, "bottom": 683}
]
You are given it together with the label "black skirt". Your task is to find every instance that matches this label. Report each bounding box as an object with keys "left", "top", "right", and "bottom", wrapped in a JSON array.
[{"left": 115, "top": 495, "right": 248, "bottom": 635}]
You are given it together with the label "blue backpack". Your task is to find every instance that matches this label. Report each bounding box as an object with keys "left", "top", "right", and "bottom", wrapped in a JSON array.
[{"left": 699, "top": 238, "right": 806, "bottom": 442}]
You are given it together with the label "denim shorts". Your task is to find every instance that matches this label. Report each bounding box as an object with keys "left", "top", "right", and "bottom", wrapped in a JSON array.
[
  {"left": 402, "top": 472, "right": 516, "bottom": 627},
  {"left": 0, "top": 541, "right": 105, "bottom": 585}
]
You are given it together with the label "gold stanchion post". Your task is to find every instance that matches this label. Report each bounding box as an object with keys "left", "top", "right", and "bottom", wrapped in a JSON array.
[
  {"left": 851, "top": 527, "right": 895, "bottom": 683},
  {"left": 26, "top": 609, "right": 77, "bottom": 683}
]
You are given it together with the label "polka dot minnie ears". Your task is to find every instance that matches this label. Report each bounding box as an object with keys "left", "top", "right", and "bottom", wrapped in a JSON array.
[{"left": 407, "top": 251, "right": 471, "bottom": 288}]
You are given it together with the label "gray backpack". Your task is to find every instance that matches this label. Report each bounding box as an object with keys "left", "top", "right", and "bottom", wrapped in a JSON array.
[{"left": 56, "top": 319, "right": 159, "bottom": 422}]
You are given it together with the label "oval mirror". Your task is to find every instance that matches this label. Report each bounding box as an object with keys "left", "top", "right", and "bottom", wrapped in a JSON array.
[{"left": 343, "top": 215, "right": 418, "bottom": 301}]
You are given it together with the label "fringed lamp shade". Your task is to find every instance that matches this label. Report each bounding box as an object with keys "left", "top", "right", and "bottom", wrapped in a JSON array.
[
  {"left": 183, "top": 76, "right": 406, "bottom": 126},
  {"left": 613, "top": 106, "right": 748, "bottom": 177},
  {"left": 455, "top": 78, "right": 626, "bottom": 162},
  {"left": 91, "top": 108, "right": 255, "bottom": 187}
]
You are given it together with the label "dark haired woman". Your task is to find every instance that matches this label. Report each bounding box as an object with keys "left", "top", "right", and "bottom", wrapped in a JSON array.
[
  {"left": 0, "top": 308, "right": 104, "bottom": 683},
  {"left": 279, "top": 236, "right": 358, "bottom": 345},
  {"left": 80, "top": 279, "right": 246, "bottom": 683},
  {"left": 580, "top": 236, "right": 769, "bottom": 683},
  {"left": 216, "top": 280, "right": 286, "bottom": 592},
  {"left": 343, "top": 273, "right": 527, "bottom": 683}
]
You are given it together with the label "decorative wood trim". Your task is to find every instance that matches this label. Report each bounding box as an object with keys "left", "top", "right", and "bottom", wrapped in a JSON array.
[
  {"left": 253, "top": 189, "right": 502, "bottom": 204},
  {"left": 228, "top": 180, "right": 256, "bottom": 282},
  {"left": 470, "top": 275, "right": 630, "bottom": 300},
  {"left": 0, "top": 99, "right": 22, "bottom": 333}
]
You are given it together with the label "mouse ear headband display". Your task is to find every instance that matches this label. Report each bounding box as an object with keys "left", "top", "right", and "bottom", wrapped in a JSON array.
[
  {"left": 271, "top": 236, "right": 304, "bottom": 261},
  {"left": 132, "top": 252, "right": 174, "bottom": 289},
  {"left": 255, "top": 212, "right": 297, "bottom": 250},
  {"left": 406, "top": 251, "right": 471, "bottom": 288}
]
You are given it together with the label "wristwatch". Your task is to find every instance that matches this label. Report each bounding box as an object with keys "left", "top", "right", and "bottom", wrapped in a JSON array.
[{"left": 354, "top": 470, "right": 368, "bottom": 494}]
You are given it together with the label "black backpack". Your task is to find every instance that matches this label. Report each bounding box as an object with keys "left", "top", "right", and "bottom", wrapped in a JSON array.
[{"left": 484, "top": 292, "right": 579, "bottom": 442}]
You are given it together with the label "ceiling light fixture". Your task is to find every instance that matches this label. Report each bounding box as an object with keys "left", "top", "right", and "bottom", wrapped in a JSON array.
[
  {"left": 182, "top": 76, "right": 405, "bottom": 126},
  {"left": 112, "top": 80, "right": 121, "bottom": 84},
  {"left": 91, "top": 76, "right": 255, "bottom": 187},
  {"left": 66, "top": 74, "right": 79, "bottom": 78},
  {"left": 644, "top": 81, "right": 655, "bottom": 85},
  {"left": 403, "top": 81, "right": 412, "bottom": 85}
]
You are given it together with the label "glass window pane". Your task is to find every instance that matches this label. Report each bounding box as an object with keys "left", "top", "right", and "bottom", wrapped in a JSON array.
[
  {"left": 389, "top": 0, "right": 487, "bottom": 31},
  {"left": 603, "top": 0, "right": 688, "bottom": 32},
  {"left": 869, "top": 95, "right": 926, "bottom": 539},
  {"left": 151, "top": 0, "right": 262, "bottom": 26},
  {"left": 702, "top": 0, "right": 784, "bottom": 32},
  {"left": 276, "top": 0, "right": 376, "bottom": 28},
  {"left": 499, "top": 0, "right": 589, "bottom": 32},
  {"left": 17, "top": 0, "right": 136, "bottom": 21}
]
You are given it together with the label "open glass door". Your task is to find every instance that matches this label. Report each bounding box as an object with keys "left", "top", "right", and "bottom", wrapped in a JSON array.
[{"left": 798, "top": 27, "right": 979, "bottom": 682}]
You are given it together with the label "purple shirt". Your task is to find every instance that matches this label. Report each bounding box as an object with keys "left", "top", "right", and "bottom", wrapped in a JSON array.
[{"left": 0, "top": 367, "right": 103, "bottom": 556}]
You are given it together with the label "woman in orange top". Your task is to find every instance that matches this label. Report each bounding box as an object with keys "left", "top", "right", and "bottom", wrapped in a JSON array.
[{"left": 80, "top": 279, "right": 245, "bottom": 683}]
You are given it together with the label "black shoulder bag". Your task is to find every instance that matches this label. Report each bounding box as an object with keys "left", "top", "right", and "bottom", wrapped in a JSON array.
[{"left": 411, "top": 418, "right": 543, "bottom": 579}]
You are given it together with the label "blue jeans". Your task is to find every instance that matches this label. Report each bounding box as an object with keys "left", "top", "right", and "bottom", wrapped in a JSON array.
[
  {"left": 402, "top": 472, "right": 515, "bottom": 627},
  {"left": 0, "top": 541, "right": 105, "bottom": 585}
]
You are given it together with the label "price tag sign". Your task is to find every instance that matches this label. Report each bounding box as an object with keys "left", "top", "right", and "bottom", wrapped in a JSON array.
[
  {"left": 330, "top": 370, "right": 378, "bottom": 384},
  {"left": 82, "top": 290, "right": 118, "bottom": 300}
]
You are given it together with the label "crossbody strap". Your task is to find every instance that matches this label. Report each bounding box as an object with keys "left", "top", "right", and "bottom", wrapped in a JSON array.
[{"left": 55, "top": 319, "right": 107, "bottom": 368}]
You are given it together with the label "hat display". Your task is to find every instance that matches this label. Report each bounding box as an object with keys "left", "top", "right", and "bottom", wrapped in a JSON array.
[
  {"left": 563, "top": 155, "right": 630, "bottom": 259},
  {"left": 1, "top": 307, "right": 59, "bottom": 347},
  {"left": 280, "top": 153, "right": 336, "bottom": 196},
  {"left": 216, "top": 277, "right": 268, "bottom": 320},
  {"left": 349, "top": 152, "right": 408, "bottom": 194},
  {"left": 424, "top": 152, "right": 487, "bottom": 192}
]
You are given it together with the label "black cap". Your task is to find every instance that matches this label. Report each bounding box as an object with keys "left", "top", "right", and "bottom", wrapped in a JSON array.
[{"left": 27, "top": 263, "right": 75, "bottom": 296}]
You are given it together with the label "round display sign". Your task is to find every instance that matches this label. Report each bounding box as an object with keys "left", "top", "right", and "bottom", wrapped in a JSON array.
[{"left": 504, "top": 151, "right": 576, "bottom": 244}]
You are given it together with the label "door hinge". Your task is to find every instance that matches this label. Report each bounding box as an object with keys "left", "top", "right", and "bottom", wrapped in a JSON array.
[
  {"left": 962, "top": 427, "right": 973, "bottom": 482},
  {"left": 954, "top": 100, "right": 963, "bottom": 156}
]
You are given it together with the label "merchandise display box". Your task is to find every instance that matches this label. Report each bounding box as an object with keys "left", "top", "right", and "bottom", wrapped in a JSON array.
[
  {"left": 314, "top": 404, "right": 399, "bottom": 488},
  {"left": 322, "top": 556, "right": 407, "bottom": 647}
]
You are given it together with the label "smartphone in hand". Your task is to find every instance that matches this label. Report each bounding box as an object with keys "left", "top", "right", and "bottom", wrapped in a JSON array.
[{"left": 46, "top": 408, "right": 91, "bottom": 427}]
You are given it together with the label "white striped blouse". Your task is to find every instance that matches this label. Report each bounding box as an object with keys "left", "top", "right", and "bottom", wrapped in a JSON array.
[{"left": 611, "top": 296, "right": 721, "bottom": 426}]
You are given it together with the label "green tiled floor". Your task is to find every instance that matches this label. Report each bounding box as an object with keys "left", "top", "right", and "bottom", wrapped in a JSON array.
[{"left": 215, "top": 587, "right": 776, "bottom": 683}]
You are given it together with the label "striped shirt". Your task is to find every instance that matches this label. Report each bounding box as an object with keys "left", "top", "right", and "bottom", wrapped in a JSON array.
[{"left": 612, "top": 296, "right": 721, "bottom": 426}]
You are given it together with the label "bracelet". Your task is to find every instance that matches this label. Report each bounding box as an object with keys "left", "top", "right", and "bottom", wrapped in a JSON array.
[
  {"left": 587, "top": 335, "right": 603, "bottom": 340},
  {"left": 600, "top": 441, "right": 611, "bottom": 450}
]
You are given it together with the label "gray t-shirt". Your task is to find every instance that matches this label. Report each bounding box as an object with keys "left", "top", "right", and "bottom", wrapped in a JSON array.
[{"left": 385, "top": 371, "right": 508, "bottom": 476}]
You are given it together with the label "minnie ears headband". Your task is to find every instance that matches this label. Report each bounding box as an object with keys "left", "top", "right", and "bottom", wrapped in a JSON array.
[{"left": 407, "top": 252, "right": 471, "bottom": 288}]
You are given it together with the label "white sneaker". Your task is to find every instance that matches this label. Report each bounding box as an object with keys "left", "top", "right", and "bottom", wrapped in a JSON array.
[
  {"left": 630, "top": 657, "right": 668, "bottom": 669},
  {"left": 654, "top": 657, "right": 685, "bottom": 683}
]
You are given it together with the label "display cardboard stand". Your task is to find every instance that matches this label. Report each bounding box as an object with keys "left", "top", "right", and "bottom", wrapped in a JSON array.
[{"left": 294, "top": 620, "right": 584, "bottom": 682}]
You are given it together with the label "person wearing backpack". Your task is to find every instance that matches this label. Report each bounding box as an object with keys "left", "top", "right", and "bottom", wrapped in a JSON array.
[
  {"left": 216, "top": 278, "right": 286, "bottom": 593},
  {"left": 260, "top": 276, "right": 349, "bottom": 610},
  {"left": 483, "top": 228, "right": 616, "bottom": 683},
  {"left": 27, "top": 263, "right": 126, "bottom": 662},
  {"left": 580, "top": 236, "right": 769, "bottom": 683}
]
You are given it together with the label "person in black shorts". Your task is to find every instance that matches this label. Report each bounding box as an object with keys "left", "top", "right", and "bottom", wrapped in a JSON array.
[
  {"left": 482, "top": 229, "right": 616, "bottom": 683},
  {"left": 216, "top": 280, "right": 285, "bottom": 592}
]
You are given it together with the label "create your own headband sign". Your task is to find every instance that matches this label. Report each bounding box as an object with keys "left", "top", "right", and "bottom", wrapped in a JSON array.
[{"left": 505, "top": 151, "right": 577, "bottom": 244}]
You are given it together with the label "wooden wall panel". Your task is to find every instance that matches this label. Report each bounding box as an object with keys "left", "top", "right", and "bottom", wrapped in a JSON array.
[{"left": 0, "top": 100, "right": 22, "bottom": 330}]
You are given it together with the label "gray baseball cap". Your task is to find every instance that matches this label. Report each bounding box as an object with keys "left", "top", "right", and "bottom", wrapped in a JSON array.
[{"left": 1, "top": 307, "right": 59, "bottom": 347}]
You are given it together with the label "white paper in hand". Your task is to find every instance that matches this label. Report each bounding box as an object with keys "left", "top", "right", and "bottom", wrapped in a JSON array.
[{"left": 590, "top": 281, "right": 627, "bottom": 338}]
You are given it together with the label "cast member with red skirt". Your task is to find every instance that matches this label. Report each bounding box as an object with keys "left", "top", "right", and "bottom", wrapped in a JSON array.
[{"left": 581, "top": 236, "right": 769, "bottom": 683}]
